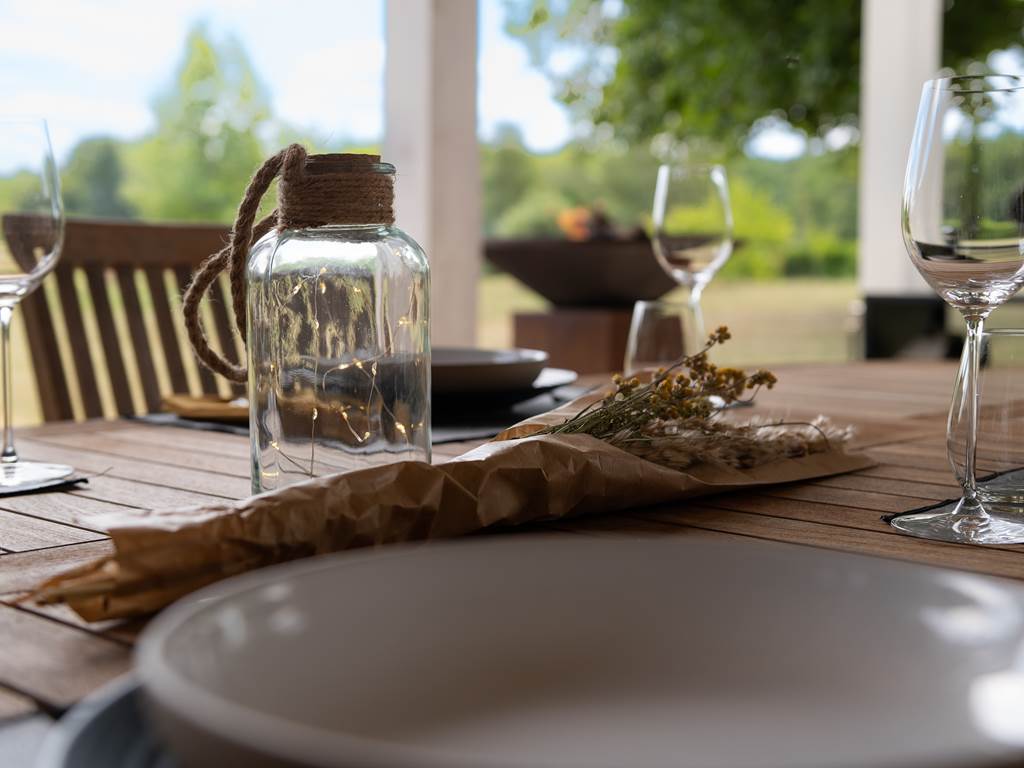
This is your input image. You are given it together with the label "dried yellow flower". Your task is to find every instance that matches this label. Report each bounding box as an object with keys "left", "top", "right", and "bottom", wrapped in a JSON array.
[{"left": 537, "top": 326, "right": 838, "bottom": 472}]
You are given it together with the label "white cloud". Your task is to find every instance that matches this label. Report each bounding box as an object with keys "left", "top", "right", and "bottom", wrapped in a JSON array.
[
  {"left": 477, "top": 0, "right": 573, "bottom": 151},
  {"left": 746, "top": 125, "right": 807, "bottom": 161},
  {"left": 0, "top": 0, "right": 579, "bottom": 160},
  {"left": 0, "top": 0, "right": 386, "bottom": 159},
  {"left": 823, "top": 125, "right": 858, "bottom": 151}
]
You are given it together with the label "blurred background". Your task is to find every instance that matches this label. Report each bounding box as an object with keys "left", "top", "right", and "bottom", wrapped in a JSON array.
[{"left": 5, "top": 0, "right": 1024, "bottom": 424}]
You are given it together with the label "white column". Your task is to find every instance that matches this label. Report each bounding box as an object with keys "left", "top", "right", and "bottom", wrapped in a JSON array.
[
  {"left": 858, "top": 0, "right": 942, "bottom": 296},
  {"left": 384, "top": 0, "right": 481, "bottom": 346}
]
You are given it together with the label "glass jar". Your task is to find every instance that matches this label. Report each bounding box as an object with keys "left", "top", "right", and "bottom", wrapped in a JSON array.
[{"left": 247, "top": 167, "right": 430, "bottom": 493}]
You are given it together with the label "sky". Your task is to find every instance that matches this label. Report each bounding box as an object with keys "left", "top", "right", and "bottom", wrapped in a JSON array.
[{"left": 0, "top": 0, "right": 798, "bottom": 163}]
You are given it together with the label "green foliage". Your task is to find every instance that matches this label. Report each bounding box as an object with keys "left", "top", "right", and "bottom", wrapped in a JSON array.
[
  {"left": 62, "top": 137, "right": 135, "bottom": 218},
  {"left": 480, "top": 123, "right": 859, "bottom": 277},
  {"left": 508, "top": 0, "right": 1024, "bottom": 145},
  {"left": 738, "top": 148, "right": 858, "bottom": 240},
  {"left": 943, "top": 130, "right": 1024, "bottom": 234},
  {"left": 719, "top": 176, "right": 796, "bottom": 279},
  {"left": 781, "top": 231, "right": 856, "bottom": 278},
  {"left": 600, "top": 0, "right": 861, "bottom": 146},
  {"left": 0, "top": 172, "right": 42, "bottom": 214},
  {"left": 483, "top": 125, "right": 537, "bottom": 231},
  {"left": 495, "top": 187, "right": 570, "bottom": 237},
  {"left": 484, "top": 141, "right": 662, "bottom": 236},
  {"left": 120, "top": 25, "right": 272, "bottom": 223}
]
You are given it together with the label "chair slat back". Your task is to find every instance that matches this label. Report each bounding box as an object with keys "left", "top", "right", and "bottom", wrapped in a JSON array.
[
  {"left": 84, "top": 265, "right": 133, "bottom": 416},
  {"left": 2, "top": 214, "right": 237, "bottom": 422},
  {"left": 171, "top": 266, "right": 223, "bottom": 396},
  {"left": 115, "top": 266, "right": 162, "bottom": 413},
  {"left": 142, "top": 267, "right": 192, "bottom": 397},
  {"left": 53, "top": 263, "right": 103, "bottom": 419}
]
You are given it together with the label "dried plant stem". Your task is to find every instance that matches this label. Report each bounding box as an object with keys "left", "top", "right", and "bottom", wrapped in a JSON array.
[{"left": 539, "top": 327, "right": 850, "bottom": 472}]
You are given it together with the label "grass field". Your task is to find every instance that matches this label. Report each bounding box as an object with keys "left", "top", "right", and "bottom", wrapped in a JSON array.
[
  {"left": 10, "top": 275, "right": 860, "bottom": 427},
  {"left": 479, "top": 275, "right": 861, "bottom": 366}
]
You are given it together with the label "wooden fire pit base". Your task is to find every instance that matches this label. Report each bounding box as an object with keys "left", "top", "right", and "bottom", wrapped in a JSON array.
[{"left": 514, "top": 308, "right": 632, "bottom": 375}]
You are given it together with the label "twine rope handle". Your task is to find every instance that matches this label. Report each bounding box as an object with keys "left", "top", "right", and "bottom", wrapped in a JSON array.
[
  {"left": 182, "top": 144, "right": 304, "bottom": 383},
  {"left": 183, "top": 144, "right": 394, "bottom": 384}
]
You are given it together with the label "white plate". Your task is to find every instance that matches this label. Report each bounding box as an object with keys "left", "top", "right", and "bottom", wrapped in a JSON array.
[
  {"left": 138, "top": 536, "right": 1024, "bottom": 768},
  {"left": 431, "top": 347, "right": 548, "bottom": 393}
]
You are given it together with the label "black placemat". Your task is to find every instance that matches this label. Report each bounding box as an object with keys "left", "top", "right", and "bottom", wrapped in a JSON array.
[
  {"left": 0, "top": 476, "right": 89, "bottom": 498},
  {"left": 132, "top": 386, "right": 590, "bottom": 446}
]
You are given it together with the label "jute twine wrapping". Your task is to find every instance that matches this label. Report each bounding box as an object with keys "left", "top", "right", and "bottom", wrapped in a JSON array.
[{"left": 182, "top": 144, "right": 395, "bottom": 383}]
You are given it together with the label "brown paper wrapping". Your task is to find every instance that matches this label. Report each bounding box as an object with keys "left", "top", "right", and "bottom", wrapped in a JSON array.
[{"left": 33, "top": 402, "right": 874, "bottom": 621}]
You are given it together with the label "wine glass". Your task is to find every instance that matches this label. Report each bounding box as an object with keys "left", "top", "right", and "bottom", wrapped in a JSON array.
[
  {"left": 650, "top": 163, "right": 733, "bottom": 341},
  {"left": 0, "top": 119, "right": 70, "bottom": 491},
  {"left": 894, "top": 75, "right": 1024, "bottom": 544},
  {"left": 623, "top": 300, "right": 701, "bottom": 376}
]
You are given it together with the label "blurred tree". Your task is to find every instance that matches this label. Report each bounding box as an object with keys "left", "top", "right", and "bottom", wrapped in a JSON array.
[
  {"left": 482, "top": 124, "right": 536, "bottom": 233},
  {"left": 495, "top": 186, "right": 571, "bottom": 236},
  {"left": 508, "top": 0, "right": 1024, "bottom": 147},
  {"left": 0, "top": 172, "right": 42, "bottom": 215},
  {"left": 121, "top": 24, "right": 271, "bottom": 222},
  {"left": 478, "top": 130, "right": 857, "bottom": 275},
  {"left": 62, "top": 137, "right": 136, "bottom": 218}
]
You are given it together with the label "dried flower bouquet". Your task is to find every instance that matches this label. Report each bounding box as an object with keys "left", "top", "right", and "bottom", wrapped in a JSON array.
[{"left": 540, "top": 327, "right": 850, "bottom": 471}]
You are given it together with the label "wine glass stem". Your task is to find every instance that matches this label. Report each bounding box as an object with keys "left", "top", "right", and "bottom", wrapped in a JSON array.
[
  {"left": 682, "top": 284, "right": 706, "bottom": 341},
  {"left": 961, "top": 316, "right": 984, "bottom": 507},
  {"left": 0, "top": 305, "right": 16, "bottom": 464}
]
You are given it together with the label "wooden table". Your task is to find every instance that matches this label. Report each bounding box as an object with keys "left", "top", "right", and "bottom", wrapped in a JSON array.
[{"left": 3, "top": 360, "right": 1020, "bottom": 759}]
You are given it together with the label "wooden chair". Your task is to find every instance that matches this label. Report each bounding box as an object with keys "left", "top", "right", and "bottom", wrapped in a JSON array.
[{"left": 3, "top": 214, "right": 242, "bottom": 422}]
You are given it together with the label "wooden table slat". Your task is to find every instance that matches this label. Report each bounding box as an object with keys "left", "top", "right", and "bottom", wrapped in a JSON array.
[
  {"left": 0, "top": 605, "right": 131, "bottom": 712},
  {"left": 18, "top": 438, "right": 250, "bottom": 500},
  {"left": 36, "top": 431, "right": 252, "bottom": 478},
  {"left": 0, "top": 541, "right": 115, "bottom": 597}
]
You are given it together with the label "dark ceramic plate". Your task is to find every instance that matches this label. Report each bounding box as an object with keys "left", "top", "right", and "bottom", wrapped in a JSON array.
[
  {"left": 432, "top": 366, "right": 578, "bottom": 410},
  {"left": 432, "top": 346, "right": 548, "bottom": 393},
  {"left": 35, "top": 677, "right": 176, "bottom": 768}
]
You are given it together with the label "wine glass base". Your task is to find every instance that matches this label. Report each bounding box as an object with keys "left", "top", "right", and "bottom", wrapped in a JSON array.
[
  {"left": 0, "top": 461, "right": 74, "bottom": 493},
  {"left": 889, "top": 498, "right": 1024, "bottom": 545}
]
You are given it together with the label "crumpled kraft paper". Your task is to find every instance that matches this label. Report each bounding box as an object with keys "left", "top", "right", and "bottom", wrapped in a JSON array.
[{"left": 32, "top": 405, "right": 873, "bottom": 621}]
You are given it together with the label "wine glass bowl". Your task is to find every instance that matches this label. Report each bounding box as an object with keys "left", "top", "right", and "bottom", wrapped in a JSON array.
[
  {"left": 903, "top": 75, "right": 1024, "bottom": 315},
  {"left": 645, "top": 163, "right": 733, "bottom": 369},
  {"left": 893, "top": 75, "right": 1024, "bottom": 543},
  {"left": 0, "top": 215, "right": 62, "bottom": 300},
  {"left": 0, "top": 120, "right": 64, "bottom": 299},
  {"left": 651, "top": 164, "right": 733, "bottom": 293},
  {"left": 0, "top": 118, "right": 70, "bottom": 490}
]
